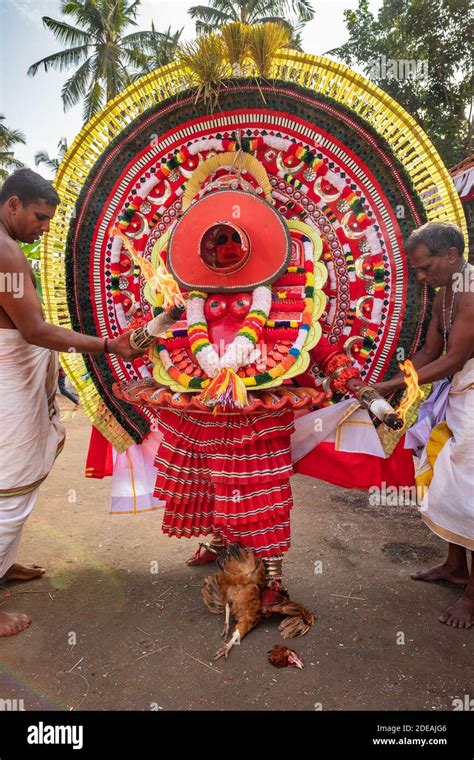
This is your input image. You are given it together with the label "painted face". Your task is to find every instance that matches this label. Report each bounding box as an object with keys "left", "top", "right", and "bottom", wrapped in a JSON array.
[
  {"left": 200, "top": 223, "right": 248, "bottom": 272},
  {"left": 408, "top": 243, "right": 456, "bottom": 288},
  {"left": 10, "top": 198, "right": 56, "bottom": 244},
  {"left": 214, "top": 229, "right": 244, "bottom": 266}
]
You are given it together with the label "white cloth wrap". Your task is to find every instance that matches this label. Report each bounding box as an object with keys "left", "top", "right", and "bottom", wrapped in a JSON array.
[
  {"left": 417, "top": 358, "right": 474, "bottom": 550},
  {"left": 0, "top": 328, "right": 65, "bottom": 576}
]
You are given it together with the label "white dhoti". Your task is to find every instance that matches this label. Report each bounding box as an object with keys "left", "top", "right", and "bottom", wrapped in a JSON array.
[
  {"left": 416, "top": 359, "right": 474, "bottom": 550},
  {"left": 0, "top": 329, "right": 65, "bottom": 577}
]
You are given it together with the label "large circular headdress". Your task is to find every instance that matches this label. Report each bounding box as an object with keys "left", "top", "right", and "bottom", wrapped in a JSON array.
[
  {"left": 41, "top": 49, "right": 467, "bottom": 451},
  {"left": 167, "top": 189, "right": 292, "bottom": 291}
]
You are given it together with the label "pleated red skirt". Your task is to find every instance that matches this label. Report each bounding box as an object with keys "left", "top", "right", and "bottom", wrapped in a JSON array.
[{"left": 154, "top": 409, "right": 295, "bottom": 557}]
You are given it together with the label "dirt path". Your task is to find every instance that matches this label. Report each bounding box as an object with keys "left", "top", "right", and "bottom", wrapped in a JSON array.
[{"left": 1, "top": 402, "right": 472, "bottom": 711}]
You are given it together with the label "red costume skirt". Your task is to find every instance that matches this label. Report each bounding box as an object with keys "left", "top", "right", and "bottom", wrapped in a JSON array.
[{"left": 154, "top": 409, "right": 295, "bottom": 557}]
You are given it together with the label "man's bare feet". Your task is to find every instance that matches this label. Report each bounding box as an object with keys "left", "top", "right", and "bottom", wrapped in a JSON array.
[
  {"left": 439, "top": 593, "right": 474, "bottom": 629},
  {"left": 411, "top": 563, "right": 469, "bottom": 587},
  {"left": 0, "top": 610, "right": 32, "bottom": 637},
  {"left": 4, "top": 563, "right": 45, "bottom": 582}
]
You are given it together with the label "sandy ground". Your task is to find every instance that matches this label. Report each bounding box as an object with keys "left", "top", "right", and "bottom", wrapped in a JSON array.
[{"left": 0, "top": 399, "right": 472, "bottom": 712}]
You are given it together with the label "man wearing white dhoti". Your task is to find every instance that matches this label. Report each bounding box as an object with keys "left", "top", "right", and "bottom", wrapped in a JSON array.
[
  {"left": 0, "top": 169, "right": 144, "bottom": 637},
  {"left": 373, "top": 222, "right": 474, "bottom": 629}
]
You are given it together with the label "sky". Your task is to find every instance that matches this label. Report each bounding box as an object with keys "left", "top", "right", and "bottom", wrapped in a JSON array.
[{"left": 0, "top": 0, "right": 382, "bottom": 176}]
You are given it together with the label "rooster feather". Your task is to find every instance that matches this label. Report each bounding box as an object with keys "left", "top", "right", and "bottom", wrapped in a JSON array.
[{"left": 202, "top": 543, "right": 315, "bottom": 659}]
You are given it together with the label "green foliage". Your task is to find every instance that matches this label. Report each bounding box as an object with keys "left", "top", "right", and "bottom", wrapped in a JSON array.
[
  {"left": 19, "top": 241, "right": 43, "bottom": 302},
  {"left": 328, "top": 0, "right": 473, "bottom": 166},
  {"left": 28, "top": 0, "right": 182, "bottom": 123},
  {"left": 0, "top": 115, "right": 26, "bottom": 181},
  {"left": 188, "top": 0, "right": 315, "bottom": 49},
  {"left": 34, "top": 137, "right": 69, "bottom": 175}
]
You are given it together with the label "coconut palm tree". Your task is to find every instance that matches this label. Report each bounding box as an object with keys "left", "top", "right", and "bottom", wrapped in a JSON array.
[
  {"left": 27, "top": 0, "right": 178, "bottom": 124},
  {"left": 125, "top": 23, "right": 183, "bottom": 75},
  {"left": 188, "top": 0, "right": 315, "bottom": 40},
  {"left": 0, "top": 115, "right": 26, "bottom": 181},
  {"left": 34, "top": 137, "right": 69, "bottom": 175}
]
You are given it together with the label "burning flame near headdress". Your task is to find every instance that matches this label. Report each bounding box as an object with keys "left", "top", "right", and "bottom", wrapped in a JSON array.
[
  {"left": 396, "top": 360, "right": 424, "bottom": 426},
  {"left": 112, "top": 227, "right": 185, "bottom": 309}
]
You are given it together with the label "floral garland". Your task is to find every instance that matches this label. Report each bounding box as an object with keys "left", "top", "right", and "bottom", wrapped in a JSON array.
[
  {"left": 187, "top": 286, "right": 271, "bottom": 377},
  {"left": 155, "top": 248, "right": 316, "bottom": 392}
]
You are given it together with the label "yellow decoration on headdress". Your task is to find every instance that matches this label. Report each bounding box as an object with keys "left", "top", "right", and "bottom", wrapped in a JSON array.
[{"left": 182, "top": 151, "right": 273, "bottom": 210}]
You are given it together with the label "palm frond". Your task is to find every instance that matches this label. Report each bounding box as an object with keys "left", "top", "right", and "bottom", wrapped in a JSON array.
[
  {"left": 62, "top": 0, "right": 104, "bottom": 32},
  {"left": 41, "top": 16, "right": 90, "bottom": 46},
  {"left": 82, "top": 79, "right": 105, "bottom": 124},
  {"left": 57, "top": 137, "right": 69, "bottom": 159},
  {"left": 121, "top": 46, "right": 151, "bottom": 71},
  {"left": 121, "top": 30, "right": 158, "bottom": 46},
  {"left": 256, "top": 15, "right": 302, "bottom": 48},
  {"left": 188, "top": 4, "right": 235, "bottom": 33},
  {"left": 111, "top": 0, "right": 136, "bottom": 26},
  {"left": 28, "top": 45, "right": 89, "bottom": 76},
  {"left": 34, "top": 151, "right": 60, "bottom": 173},
  {"left": 61, "top": 57, "right": 92, "bottom": 110},
  {"left": 0, "top": 121, "right": 26, "bottom": 147},
  {"left": 287, "top": 0, "right": 314, "bottom": 24},
  {"left": 0, "top": 153, "right": 25, "bottom": 174}
]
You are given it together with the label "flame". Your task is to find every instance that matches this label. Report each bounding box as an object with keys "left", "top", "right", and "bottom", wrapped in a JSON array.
[
  {"left": 112, "top": 227, "right": 185, "bottom": 309},
  {"left": 396, "top": 359, "right": 424, "bottom": 426}
]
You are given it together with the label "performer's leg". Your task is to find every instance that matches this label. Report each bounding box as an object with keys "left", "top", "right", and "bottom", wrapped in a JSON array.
[
  {"left": 411, "top": 542, "right": 469, "bottom": 587},
  {"left": 187, "top": 533, "right": 227, "bottom": 566},
  {"left": 439, "top": 550, "right": 474, "bottom": 629},
  {"left": 261, "top": 554, "right": 288, "bottom": 604},
  {"left": 262, "top": 554, "right": 285, "bottom": 587},
  {"left": 0, "top": 490, "right": 44, "bottom": 583}
]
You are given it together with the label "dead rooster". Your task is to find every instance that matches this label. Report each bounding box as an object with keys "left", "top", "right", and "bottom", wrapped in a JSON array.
[
  {"left": 268, "top": 645, "right": 304, "bottom": 669},
  {"left": 202, "top": 543, "right": 315, "bottom": 660}
]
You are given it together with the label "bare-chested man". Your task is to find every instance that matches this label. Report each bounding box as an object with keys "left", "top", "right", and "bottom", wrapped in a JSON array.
[
  {"left": 0, "top": 168, "right": 143, "bottom": 637},
  {"left": 373, "top": 222, "right": 474, "bottom": 629}
]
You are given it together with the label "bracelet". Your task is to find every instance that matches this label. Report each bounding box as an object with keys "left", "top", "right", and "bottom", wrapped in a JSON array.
[
  {"left": 323, "top": 353, "right": 352, "bottom": 376},
  {"left": 330, "top": 365, "right": 349, "bottom": 380},
  {"left": 104, "top": 337, "right": 110, "bottom": 353},
  {"left": 332, "top": 366, "right": 360, "bottom": 393},
  {"left": 129, "top": 325, "right": 155, "bottom": 351}
]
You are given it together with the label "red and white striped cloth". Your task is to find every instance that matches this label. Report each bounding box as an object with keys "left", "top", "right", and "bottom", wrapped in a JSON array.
[{"left": 154, "top": 409, "right": 295, "bottom": 557}]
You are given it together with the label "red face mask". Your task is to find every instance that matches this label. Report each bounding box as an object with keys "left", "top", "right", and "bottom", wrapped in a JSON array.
[{"left": 214, "top": 230, "right": 244, "bottom": 266}]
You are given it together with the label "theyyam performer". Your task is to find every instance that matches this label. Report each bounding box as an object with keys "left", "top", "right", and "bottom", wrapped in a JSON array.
[{"left": 39, "top": 25, "right": 468, "bottom": 649}]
